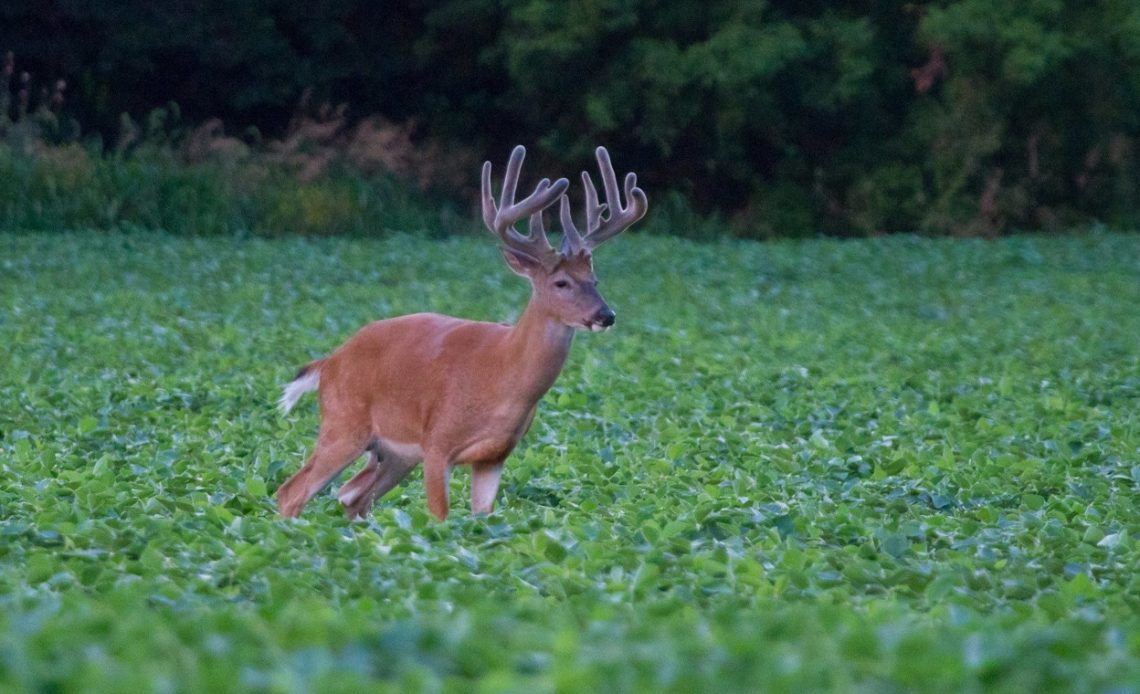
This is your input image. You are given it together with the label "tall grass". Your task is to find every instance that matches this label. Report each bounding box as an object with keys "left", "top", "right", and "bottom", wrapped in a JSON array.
[{"left": 0, "top": 142, "right": 469, "bottom": 236}]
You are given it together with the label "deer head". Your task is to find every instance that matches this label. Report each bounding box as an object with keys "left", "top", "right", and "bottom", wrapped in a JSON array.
[{"left": 482, "top": 145, "right": 648, "bottom": 332}]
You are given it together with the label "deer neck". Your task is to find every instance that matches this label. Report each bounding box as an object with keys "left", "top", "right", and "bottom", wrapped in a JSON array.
[{"left": 506, "top": 294, "right": 575, "bottom": 400}]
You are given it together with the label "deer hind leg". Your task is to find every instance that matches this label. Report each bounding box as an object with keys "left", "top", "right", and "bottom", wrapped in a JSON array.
[
  {"left": 336, "top": 449, "right": 382, "bottom": 512},
  {"left": 339, "top": 443, "right": 421, "bottom": 519},
  {"left": 277, "top": 425, "right": 369, "bottom": 518},
  {"left": 337, "top": 449, "right": 380, "bottom": 506}
]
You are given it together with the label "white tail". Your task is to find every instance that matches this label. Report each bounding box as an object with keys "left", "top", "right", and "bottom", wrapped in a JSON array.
[{"left": 279, "top": 364, "right": 321, "bottom": 414}]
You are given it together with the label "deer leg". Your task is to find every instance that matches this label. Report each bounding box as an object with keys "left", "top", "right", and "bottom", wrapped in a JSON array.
[
  {"left": 336, "top": 449, "right": 382, "bottom": 511},
  {"left": 340, "top": 448, "right": 420, "bottom": 519},
  {"left": 471, "top": 461, "right": 505, "bottom": 515},
  {"left": 423, "top": 454, "right": 452, "bottom": 521},
  {"left": 277, "top": 427, "right": 368, "bottom": 518}
]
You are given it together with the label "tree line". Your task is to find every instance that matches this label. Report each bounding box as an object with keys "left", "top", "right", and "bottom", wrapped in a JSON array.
[{"left": 3, "top": 0, "right": 1139, "bottom": 236}]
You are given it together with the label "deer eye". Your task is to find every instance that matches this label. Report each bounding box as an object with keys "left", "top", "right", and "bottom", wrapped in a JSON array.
[{"left": 553, "top": 279, "right": 570, "bottom": 289}]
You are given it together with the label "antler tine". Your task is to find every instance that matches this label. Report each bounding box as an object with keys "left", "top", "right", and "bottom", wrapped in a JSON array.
[
  {"left": 596, "top": 147, "right": 622, "bottom": 224},
  {"left": 481, "top": 160, "right": 497, "bottom": 232},
  {"left": 582, "top": 170, "right": 606, "bottom": 232},
  {"left": 528, "top": 207, "right": 552, "bottom": 250},
  {"left": 558, "top": 194, "right": 585, "bottom": 255},
  {"left": 498, "top": 145, "right": 525, "bottom": 223},
  {"left": 481, "top": 145, "right": 569, "bottom": 261},
  {"left": 582, "top": 146, "right": 648, "bottom": 249}
]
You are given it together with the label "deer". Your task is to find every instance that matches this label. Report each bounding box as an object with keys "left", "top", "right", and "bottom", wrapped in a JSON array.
[{"left": 275, "top": 145, "right": 648, "bottom": 521}]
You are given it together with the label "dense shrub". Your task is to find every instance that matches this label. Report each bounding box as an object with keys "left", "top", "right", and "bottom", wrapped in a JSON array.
[{"left": 3, "top": 1, "right": 1140, "bottom": 236}]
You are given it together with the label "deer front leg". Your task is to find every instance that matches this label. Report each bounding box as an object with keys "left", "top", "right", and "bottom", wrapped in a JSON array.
[
  {"left": 423, "top": 455, "right": 452, "bottom": 521},
  {"left": 471, "top": 461, "right": 505, "bottom": 515}
]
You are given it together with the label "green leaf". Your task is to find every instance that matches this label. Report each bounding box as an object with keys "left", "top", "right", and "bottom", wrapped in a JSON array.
[{"left": 245, "top": 475, "right": 268, "bottom": 498}]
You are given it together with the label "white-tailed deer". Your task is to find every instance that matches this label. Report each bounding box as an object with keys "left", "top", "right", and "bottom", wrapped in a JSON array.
[{"left": 276, "top": 145, "right": 648, "bottom": 520}]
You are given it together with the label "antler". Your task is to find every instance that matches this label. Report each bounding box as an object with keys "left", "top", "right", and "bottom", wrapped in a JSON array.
[
  {"left": 560, "top": 146, "right": 648, "bottom": 255},
  {"left": 482, "top": 145, "right": 569, "bottom": 264}
]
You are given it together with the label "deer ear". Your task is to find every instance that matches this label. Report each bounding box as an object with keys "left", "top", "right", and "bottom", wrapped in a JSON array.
[{"left": 501, "top": 247, "right": 544, "bottom": 278}]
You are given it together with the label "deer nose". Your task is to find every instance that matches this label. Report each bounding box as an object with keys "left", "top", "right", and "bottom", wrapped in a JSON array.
[{"left": 596, "top": 308, "right": 616, "bottom": 327}]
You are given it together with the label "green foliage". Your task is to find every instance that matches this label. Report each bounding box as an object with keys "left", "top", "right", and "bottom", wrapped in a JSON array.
[
  {"left": 6, "top": 1, "right": 1140, "bottom": 236},
  {"left": 916, "top": 0, "right": 1140, "bottom": 233},
  {"left": 0, "top": 143, "right": 457, "bottom": 236},
  {"left": 2, "top": 230, "right": 1140, "bottom": 690}
]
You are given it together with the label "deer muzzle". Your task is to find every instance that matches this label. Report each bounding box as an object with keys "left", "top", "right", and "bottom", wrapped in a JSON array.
[{"left": 591, "top": 307, "right": 616, "bottom": 332}]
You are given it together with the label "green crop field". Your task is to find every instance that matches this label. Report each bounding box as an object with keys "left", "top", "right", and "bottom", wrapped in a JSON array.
[{"left": 1, "top": 230, "right": 1139, "bottom": 692}]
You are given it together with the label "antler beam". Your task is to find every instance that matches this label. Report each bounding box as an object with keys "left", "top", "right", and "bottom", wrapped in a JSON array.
[
  {"left": 481, "top": 145, "right": 568, "bottom": 264},
  {"left": 559, "top": 146, "right": 648, "bottom": 255}
]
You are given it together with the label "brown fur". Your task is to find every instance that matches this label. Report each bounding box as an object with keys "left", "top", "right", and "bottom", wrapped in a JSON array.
[{"left": 275, "top": 254, "right": 612, "bottom": 521}]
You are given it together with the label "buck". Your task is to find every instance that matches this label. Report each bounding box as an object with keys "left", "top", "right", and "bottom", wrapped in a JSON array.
[{"left": 276, "top": 145, "right": 648, "bottom": 520}]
